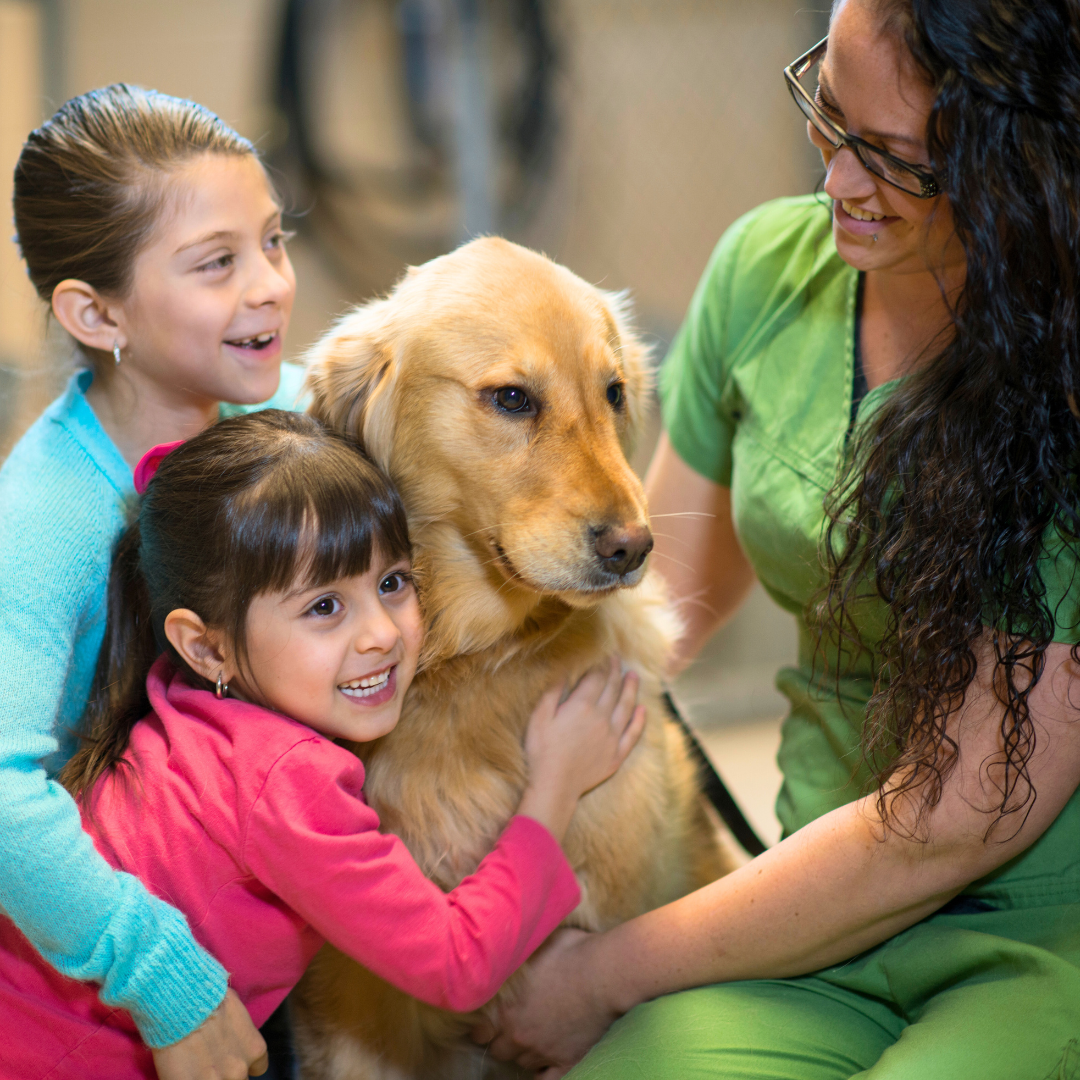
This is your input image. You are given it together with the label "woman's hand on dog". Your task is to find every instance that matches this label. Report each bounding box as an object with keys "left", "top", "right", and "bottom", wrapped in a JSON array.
[
  {"left": 517, "top": 658, "right": 646, "bottom": 842},
  {"left": 151, "top": 989, "right": 268, "bottom": 1080},
  {"left": 471, "top": 927, "right": 612, "bottom": 1072}
]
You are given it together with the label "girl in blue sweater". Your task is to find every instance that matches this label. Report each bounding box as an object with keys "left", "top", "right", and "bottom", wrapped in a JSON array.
[{"left": 0, "top": 84, "right": 303, "bottom": 1078}]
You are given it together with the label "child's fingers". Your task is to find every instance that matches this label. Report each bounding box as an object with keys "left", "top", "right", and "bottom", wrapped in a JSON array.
[
  {"left": 565, "top": 662, "right": 609, "bottom": 707},
  {"left": 525, "top": 681, "right": 565, "bottom": 737},
  {"left": 537, "top": 680, "right": 566, "bottom": 717},
  {"left": 590, "top": 655, "right": 624, "bottom": 715},
  {"left": 606, "top": 670, "right": 640, "bottom": 733},
  {"left": 615, "top": 704, "right": 648, "bottom": 764}
]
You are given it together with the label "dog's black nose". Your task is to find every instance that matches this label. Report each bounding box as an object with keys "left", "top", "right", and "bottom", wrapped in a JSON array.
[{"left": 593, "top": 523, "right": 654, "bottom": 576}]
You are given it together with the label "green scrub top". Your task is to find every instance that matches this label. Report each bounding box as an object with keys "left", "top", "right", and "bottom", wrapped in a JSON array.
[{"left": 660, "top": 194, "right": 1080, "bottom": 910}]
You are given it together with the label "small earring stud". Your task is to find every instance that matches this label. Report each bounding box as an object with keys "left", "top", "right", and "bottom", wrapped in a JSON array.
[{"left": 113, "top": 341, "right": 122, "bottom": 366}]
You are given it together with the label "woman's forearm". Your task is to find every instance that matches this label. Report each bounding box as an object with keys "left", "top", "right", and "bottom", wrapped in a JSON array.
[
  {"left": 584, "top": 791, "right": 1028, "bottom": 1017},
  {"left": 594, "top": 638, "right": 1080, "bottom": 1014}
]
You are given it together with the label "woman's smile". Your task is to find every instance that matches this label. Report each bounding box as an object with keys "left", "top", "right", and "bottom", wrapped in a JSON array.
[{"left": 834, "top": 198, "right": 901, "bottom": 236}]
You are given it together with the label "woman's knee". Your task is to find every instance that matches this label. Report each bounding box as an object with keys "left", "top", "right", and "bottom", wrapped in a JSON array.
[{"left": 567, "top": 980, "right": 897, "bottom": 1080}]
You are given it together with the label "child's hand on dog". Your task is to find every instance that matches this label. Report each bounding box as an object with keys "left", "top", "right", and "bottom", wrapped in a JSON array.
[{"left": 517, "top": 658, "right": 646, "bottom": 842}]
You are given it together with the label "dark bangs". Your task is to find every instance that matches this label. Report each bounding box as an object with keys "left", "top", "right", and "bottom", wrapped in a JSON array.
[
  {"left": 138, "top": 410, "right": 410, "bottom": 689},
  {"left": 226, "top": 446, "right": 411, "bottom": 599}
]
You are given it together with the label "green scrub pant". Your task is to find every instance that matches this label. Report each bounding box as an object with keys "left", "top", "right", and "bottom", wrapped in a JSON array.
[{"left": 566, "top": 903, "right": 1080, "bottom": 1079}]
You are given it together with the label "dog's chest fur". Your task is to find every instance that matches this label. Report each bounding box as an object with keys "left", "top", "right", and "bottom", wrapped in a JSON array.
[{"left": 352, "top": 574, "right": 700, "bottom": 930}]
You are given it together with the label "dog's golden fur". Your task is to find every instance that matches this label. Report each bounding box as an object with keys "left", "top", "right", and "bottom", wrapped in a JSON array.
[{"left": 294, "top": 237, "right": 730, "bottom": 1079}]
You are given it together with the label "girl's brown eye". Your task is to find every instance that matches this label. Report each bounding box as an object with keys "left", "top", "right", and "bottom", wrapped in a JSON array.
[
  {"left": 311, "top": 597, "right": 337, "bottom": 616},
  {"left": 380, "top": 573, "right": 409, "bottom": 594}
]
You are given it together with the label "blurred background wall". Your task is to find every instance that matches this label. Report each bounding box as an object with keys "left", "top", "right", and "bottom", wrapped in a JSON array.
[{"left": 0, "top": 0, "right": 829, "bottom": 843}]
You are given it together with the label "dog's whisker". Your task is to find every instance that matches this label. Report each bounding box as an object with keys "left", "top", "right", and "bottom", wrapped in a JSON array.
[
  {"left": 648, "top": 550, "right": 697, "bottom": 574},
  {"left": 648, "top": 512, "right": 718, "bottom": 520},
  {"left": 459, "top": 523, "right": 517, "bottom": 541},
  {"left": 673, "top": 594, "right": 722, "bottom": 616}
]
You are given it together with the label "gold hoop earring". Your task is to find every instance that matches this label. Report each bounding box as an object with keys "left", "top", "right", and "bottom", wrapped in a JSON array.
[{"left": 215, "top": 672, "right": 228, "bottom": 699}]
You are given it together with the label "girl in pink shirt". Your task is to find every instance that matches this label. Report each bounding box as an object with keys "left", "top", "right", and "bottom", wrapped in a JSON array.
[{"left": 0, "top": 409, "right": 645, "bottom": 1080}]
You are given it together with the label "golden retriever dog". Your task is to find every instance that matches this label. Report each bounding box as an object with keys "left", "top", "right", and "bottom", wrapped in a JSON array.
[{"left": 293, "top": 237, "right": 731, "bottom": 1079}]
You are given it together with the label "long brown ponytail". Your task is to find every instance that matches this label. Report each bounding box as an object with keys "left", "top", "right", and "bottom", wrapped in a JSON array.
[{"left": 61, "top": 521, "right": 160, "bottom": 799}]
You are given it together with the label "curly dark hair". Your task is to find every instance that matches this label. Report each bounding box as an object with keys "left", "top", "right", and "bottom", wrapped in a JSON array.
[{"left": 820, "top": 0, "right": 1080, "bottom": 835}]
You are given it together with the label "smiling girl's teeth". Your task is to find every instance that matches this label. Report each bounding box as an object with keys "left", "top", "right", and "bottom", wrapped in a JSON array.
[
  {"left": 228, "top": 332, "right": 276, "bottom": 348},
  {"left": 841, "top": 200, "right": 887, "bottom": 222},
  {"left": 340, "top": 670, "right": 391, "bottom": 698}
]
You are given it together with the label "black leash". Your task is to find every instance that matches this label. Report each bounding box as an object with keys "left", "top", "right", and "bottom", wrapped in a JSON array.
[{"left": 662, "top": 691, "right": 768, "bottom": 858}]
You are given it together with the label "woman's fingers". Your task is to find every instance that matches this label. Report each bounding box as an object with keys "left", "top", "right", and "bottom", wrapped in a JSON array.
[
  {"left": 486, "top": 1032, "right": 523, "bottom": 1062},
  {"left": 514, "top": 1048, "right": 550, "bottom": 1071}
]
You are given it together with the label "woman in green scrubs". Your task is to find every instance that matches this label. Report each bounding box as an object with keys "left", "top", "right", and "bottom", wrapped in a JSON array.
[{"left": 475, "top": 0, "right": 1080, "bottom": 1076}]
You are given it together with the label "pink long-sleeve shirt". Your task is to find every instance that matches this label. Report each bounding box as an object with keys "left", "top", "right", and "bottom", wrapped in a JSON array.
[{"left": 0, "top": 657, "right": 580, "bottom": 1079}]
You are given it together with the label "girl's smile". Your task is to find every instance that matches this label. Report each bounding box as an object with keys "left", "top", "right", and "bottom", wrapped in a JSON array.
[
  {"left": 50, "top": 151, "right": 299, "bottom": 469},
  {"left": 338, "top": 664, "right": 396, "bottom": 706},
  {"left": 222, "top": 330, "right": 283, "bottom": 365},
  {"left": 222, "top": 556, "right": 423, "bottom": 744},
  {"left": 113, "top": 152, "right": 297, "bottom": 408}
]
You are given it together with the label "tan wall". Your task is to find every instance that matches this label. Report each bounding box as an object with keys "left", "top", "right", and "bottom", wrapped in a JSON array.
[
  {"left": 528, "top": 0, "right": 824, "bottom": 337},
  {"left": 0, "top": 0, "right": 50, "bottom": 459}
]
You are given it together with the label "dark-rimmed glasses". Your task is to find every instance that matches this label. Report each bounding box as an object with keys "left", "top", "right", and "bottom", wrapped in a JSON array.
[{"left": 783, "top": 36, "right": 941, "bottom": 199}]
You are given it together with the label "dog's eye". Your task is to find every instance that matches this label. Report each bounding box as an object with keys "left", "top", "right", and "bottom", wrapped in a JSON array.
[
  {"left": 493, "top": 387, "right": 532, "bottom": 414},
  {"left": 607, "top": 382, "right": 625, "bottom": 409}
]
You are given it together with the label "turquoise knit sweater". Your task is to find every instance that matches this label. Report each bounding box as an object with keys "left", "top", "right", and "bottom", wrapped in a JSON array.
[{"left": 0, "top": 363, "right": 307, "bottom": 1047}]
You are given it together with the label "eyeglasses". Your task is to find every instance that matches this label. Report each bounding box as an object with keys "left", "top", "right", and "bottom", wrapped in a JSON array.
[{"left": 783, "top": 37, "right": 941, "bottom": 200}]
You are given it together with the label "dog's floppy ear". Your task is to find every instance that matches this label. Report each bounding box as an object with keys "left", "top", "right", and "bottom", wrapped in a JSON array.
[
  {"left": 599, "top": 288, "right": 653, "bottom": 450},
  {"left": 303, "top": 301, "right": 398, "bottom": 463}
]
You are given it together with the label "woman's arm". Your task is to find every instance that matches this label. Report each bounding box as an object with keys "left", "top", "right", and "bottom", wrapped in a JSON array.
[
  {"left": 644, "top": 433, "right": 755, "bottom": 671},
  {"left": 479, "top": 635, "right": 1080, "bottom": 1069}
]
